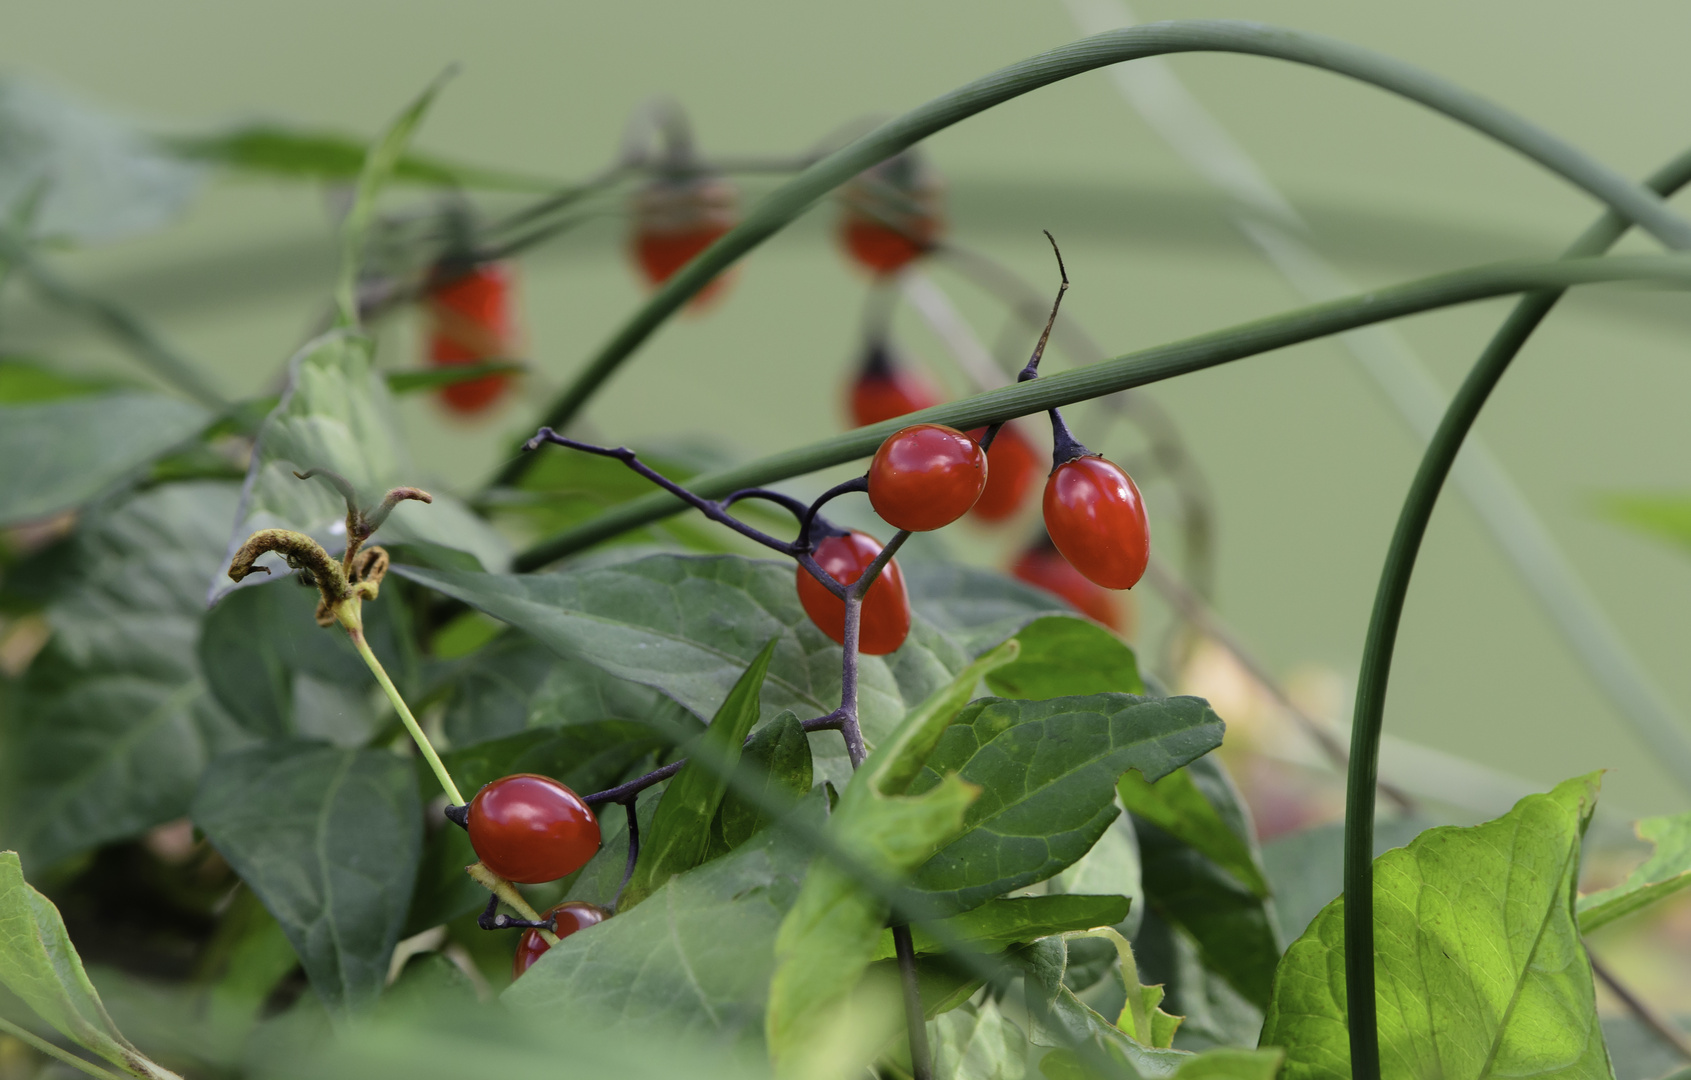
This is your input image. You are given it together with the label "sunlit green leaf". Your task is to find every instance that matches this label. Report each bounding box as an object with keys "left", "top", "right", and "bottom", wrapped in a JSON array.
[
  {"left": 193, "top": 741, "right": 423, "bottom": 1019},
  {"left": 1259, "top": 774, "right": 1608, "bottom": 1080},
  {"left": 0, "top": 482, "right": 250, "bottom": 869},
  {"left": 908, "top": 694, "right": 1225, "bottom": 916},
  {"left": 0, "top": 393, "right": 207, "bottom": 527},
  {"left": 927, "top": 999, "right": 1028, "bottom": 1080},
  {"left": 0, "top": 852, "right": 183, "bottom": 1079},
  {"left": 1578, "top": 810, "right": 1691, "bottom": 932},
  {"left": 622, "top": 639, "right": 777, "bottom": 908}
]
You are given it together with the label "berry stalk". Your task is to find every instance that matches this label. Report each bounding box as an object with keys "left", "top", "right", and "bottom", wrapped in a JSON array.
[{"left": 347, "top": 623, "right": 464, "bottom": 807}]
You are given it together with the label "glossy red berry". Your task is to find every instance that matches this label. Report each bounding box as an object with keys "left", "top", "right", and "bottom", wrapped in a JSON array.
[
  {"left": 630, "top": 175, "right": 738, "bottom": 308},
  {"left": 467, "top": 774, "right": 601, "bottom": 884},
  {"left": 836, "top": 152, "right": 943, "bottom": 277},
  {"left": 867, "top": 424, "right": 987, "bottom": 532},
  {"left": 1042, "top": 456, "right": 1150, "bottom": 590},
  {"left": 966, "top": 423, "right": 1039, "bottom": 523},
  {"left": 511, "top": 901, "right": 608, "bottom": 980},
  {"left": 425, "top": 261, "right": 519, "bottom": 416},
  {"left": 795, "top": 531, "right": 911, "bottom": 655},
  {"left": 1012, "top": 540, "right": 1131, "bottom": 634}
]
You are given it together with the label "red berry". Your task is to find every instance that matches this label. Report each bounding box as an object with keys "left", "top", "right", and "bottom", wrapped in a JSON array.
[
  {"left": 1042, "top": 457, "right": 1150, "bottom": 590},
  {"left": 630, "top": 176, "right": 738, "bottom": 307},
  {"left": 1012, "top": 542, "right": 1131, "bottom": 634},
  {"left": 867, "top": 424, "right": 987, "bottom": 532},
  {"left": 849, "top": 370, "right": 941, "bottom": 428},
  {"left": 966, "top": 424, "right": 1039, "bottom": 523},
  {"left": 425, "top": 261, "right": 519, "bottom": 416},
  {"left": 467, "top": 774, "right": 601, "bottom": 884},
  {"left": 795, "top": 531, "right": 911, "bottom": 655},
  {"left": 510, "top": 901, "right": 608, "bottom": 980},
  {"left": 836, "top": 153, "right": 944, "bottom": 277}
]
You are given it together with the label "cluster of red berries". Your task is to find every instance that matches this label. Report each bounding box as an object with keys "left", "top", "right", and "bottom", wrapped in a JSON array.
[{"left": 459, "top": 773, "right": 605, "bottom": 978}]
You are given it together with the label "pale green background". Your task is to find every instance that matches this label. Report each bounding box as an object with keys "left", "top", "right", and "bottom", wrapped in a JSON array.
[{"left": 4, "top": 3, "right": 1690, "bottom": 814}]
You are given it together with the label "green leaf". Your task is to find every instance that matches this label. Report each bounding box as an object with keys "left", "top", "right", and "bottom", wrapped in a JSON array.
[
  {"left": 0, "top": 76, "right": 202, "bottom": 246},
  {"left": 927, "top": 999, "right": 1029, "bottom": 1080},
  {"left": 162, "top": 124, "right": 556, "bottom": 192},
  {"left": 0, "top": 482, "right": 251, "bottom": 869},
  {"left": 1261, "top": 817, "right": 1434, "bottom": 945},
  {"left": 621, "top": 638, "right": 778, "bottom": 908},
  {"left": 0, "top": 356, "right": 121, "bottom": 404},
  {"left": 871, "top": 895, "right": 1133, "bottom": 960},
  {"left": 908, "top": 694, "right": 1226, "bottom": 916},
  {"left": 335, "top": 76, "right": 448, "bottom": 327},
  {"left": 906, "top": 563, "right": 1071, "bottom": 657},
  {"left": 441, "top": 721, "right": 664, "bottom": 800},
  {"left": 0, "top": 852, "right": 184, "bottom": 1079},
  {"left": 0, "top": 393, "right": 208, "bottom": 527},
  {"left": 192, "top": 741, "right": 423, "bottom": 1019},
  {"left": 1050, "top": 810, "right": 1143, "bottom": 940},
  {"left": 395, "top": 555, "right": 1000, "bottom": 784},
  {"left": 988, "top": 616, "right": 1144, "bottom": 699},
  {"left": 384, "top": 360, "right": 526, "bottom": 395},
  {"left": 219, "top": 329, "right": 509, "bottom": 602},
  {"left": 1578, "top": 811, "right": 1691, "bottom": 932},
  {"left": 1065, "top": 926, "right": 1180, "bottom": 1049},
  {"left": 502, "top": 810, "right": 817, "bottom": 1049},
  {"left": 1120, "top": 756, "right": 1271, "bottom": 899},
  {"left": 1259, "top": 773, "right": 1608, "bottom": 1080},
  {"left": 1595, "top": 493, "right": 1691, "bottom": 555},
  {"left": 711, "top": 710, "right": 814, "bottom": 855},
  {"left": 1020, "top": 937, "right": 1191, "bottom": 1079}
]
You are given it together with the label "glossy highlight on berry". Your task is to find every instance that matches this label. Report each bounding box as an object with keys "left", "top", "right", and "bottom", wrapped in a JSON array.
[
  {"left": 511, "top": 901, "right": 609, "bottom": 980},
  {"left": 868, "top": 423, "right": 987, "bottom": 532},
  {"left": 467, "top": 774, "right": 601, "bottom": 884},
  {"left": 1042, "top": 456, "right": 1150, "bottom": 590},
  {"left": 795, "top": 531, "right": 910, "bottom": 654}
]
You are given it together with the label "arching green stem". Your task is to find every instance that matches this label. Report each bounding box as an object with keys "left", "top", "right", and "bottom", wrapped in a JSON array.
[
  {"left": 513, "top": 252, "right": 1691, "bottom": 569},
  {"left": 492, "top": 19, "right": 1691, "bottom": 489},
  {"left": 1340, "top": 145, "right": 1691, "bottom": 1080},
  {"left": 346, "top": 619, "right": 464, "bottom": 807}
]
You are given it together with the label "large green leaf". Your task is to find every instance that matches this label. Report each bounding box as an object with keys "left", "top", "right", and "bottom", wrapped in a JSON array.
[
  {"left": 621, "top": 639, "right": 777, "bottom": 908},
  {"left": 434, "top": 631, "right": 695, "bottom": 748},
  {"left": 1127, "top": 756, "right": 1281, "bottom": 1011},
  {"left": 217, "top": 330, "right": 508, "bottom": 604},
  {"left": 192, "top": 741, "right": 423, "bottom": 1019},
  {"left": 711, "top": 710, "right": 813, "bottom": 855},
  {"left": 904, "top": 562, "right": 1070, "bottom": 657},
  {"left": 0, "top": 852, "right": 183, "bottom": 1080},
  {"left": 0, "top": 481, "right": 250, "bottom": 869},
  {"left": 0, "top": 392, "right": 207, "bottom": 527},
  {"left": 1578, "top": 811, "right": 1691, "bottom": 932},
  {"left": 1259, "top": 774, "right": 1608, "bottom": 1080},
  {"left": 908, "top": 694, "right": 1226, "bottom": 916},
  {"left": 501, "top": 807, "right": 817, "bottom": 1050},
  {"left": 395, "top": 556, "right": 990, "bottom": 783},
  {"left": 0, "top": 76, "right": 202, "bottom": 245},
  {"left": 1260, "top": 817, "right": 1433, "bottom": 945},
  {"left": 162, "top": 123, "right": 555, "bottom": 191},
  {"left": 988, "top": 616, "right": 1145, "bottom": 699},
  {"left": 927, "top": 999, "right": 1029, "bottom": 1080}
]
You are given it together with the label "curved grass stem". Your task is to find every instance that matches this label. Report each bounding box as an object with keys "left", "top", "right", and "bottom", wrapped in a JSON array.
[
  {"left": 513, "top": 251, "right": 1691, "bottom": 569},
  {"left": 493, "top": 18, "right": 1691, "bottom": 488},
  {"left": 1340, "top": 145, "right": 1691, "bottom": 1080}
]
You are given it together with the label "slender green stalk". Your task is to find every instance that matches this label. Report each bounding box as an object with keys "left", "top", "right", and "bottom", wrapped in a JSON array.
[
  {"left": 1340, "top": 145, "right": 1691, "bottom": 1080},
  {"left": 348, "top": 625, "right": 464, "bottom": 806},
  {"left": 0, "top": 1016, "right": 128, "bottom": 1080},
  {"left": 513, "top": 251, "right": 1691, "bottom": 569},
  {"left": 492, "top": 18, "right": 1691, "bottom": 488}
]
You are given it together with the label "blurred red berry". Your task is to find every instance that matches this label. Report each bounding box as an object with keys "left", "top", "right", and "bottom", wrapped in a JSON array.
[
  {"left": 630, "top": 174, "right": 739, "bottom": 308},
  {"left": 511, "top": 901, "right": 609, "bottom": 980},
  {"left": 1012, "top": 539, "right": 1131, "bottom": 634},
  {"left": 966, "top": 423, "right": 1039, "bottom": 523},
  {"left": 836, "top": 151, "right": 943, "bottom": 277},
  {"left": 425, "top": 260, "right": 519, "bottom": 416}
]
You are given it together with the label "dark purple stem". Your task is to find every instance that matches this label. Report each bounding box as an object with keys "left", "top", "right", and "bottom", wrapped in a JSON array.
[
  {"left": 837, "top": 593, "right": 868, "bottom": 767},
  {"left": 797, "top": 476, "right": 867, "bottom": 552},
  {"left": 477, "top": 894, "right": 553, "bottom": 932},
  {"left": 1048, "top": 407, "right": 1088, "bottom": 468},
  {"left": 612, "top": 800, "right": 641, "bottom": 912},
  {"left": 524, "top": 428, "right": 798, "bottom": 555},
  {"left": 893, "top": 923, "right": 932, "bottom": 1080}
]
